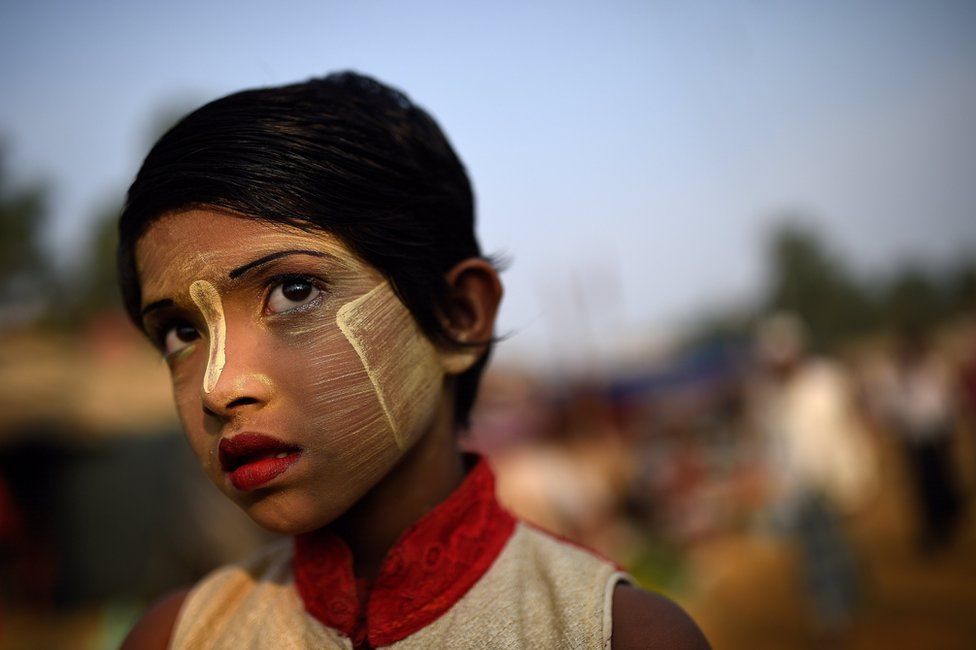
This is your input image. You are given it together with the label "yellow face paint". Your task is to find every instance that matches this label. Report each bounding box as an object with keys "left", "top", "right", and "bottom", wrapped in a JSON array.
[
  {"left": 189, "top": 279, "right": 227, "bottom": 394},
  {"left": 336, "top": 281, "right": 485, "bottom": 449},
  {"left": 336, "top": 282, "right": 442, "bottom": 449}
]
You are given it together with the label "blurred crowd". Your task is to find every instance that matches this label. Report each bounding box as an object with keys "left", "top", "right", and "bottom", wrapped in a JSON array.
[{"left": 472, "top": 312, "right": 976, "bottom": 647}]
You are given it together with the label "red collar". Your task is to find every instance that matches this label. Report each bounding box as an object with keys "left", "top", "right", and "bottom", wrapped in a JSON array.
[{"left": 293, "top": 457, "right": 516, "bottom": 647}]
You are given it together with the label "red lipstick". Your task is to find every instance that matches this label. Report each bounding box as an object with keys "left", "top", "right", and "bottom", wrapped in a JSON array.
[{"left": 219, "top": 433, "right": 302, "bottom": 491}]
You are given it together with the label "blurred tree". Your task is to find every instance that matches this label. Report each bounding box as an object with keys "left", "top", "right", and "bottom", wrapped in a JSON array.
[
  {"left": 764, "top": 222, "right": 874, "bottom": 351},
  {"left": 69, "top": 200, "right": 124, "bottom": 319},
  {"left": 687, "top": 219, "right": 972, "bottom": 353},
  {"left": 948, "top": 258, "right": 976, "bottom": 313},
  {"left": 0, "top": 144, "right": 52, "bottom": 325},
  {"left": 879, "top": 267, "right": 946, "bottom": 336}
]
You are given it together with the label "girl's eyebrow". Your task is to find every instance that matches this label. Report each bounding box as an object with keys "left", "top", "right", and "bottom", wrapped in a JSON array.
[
  {"left": 140, "top": 249, "right": 336, "bottom": 319},
  {"left": 228, "top": 249, "right": 332, "bottom": 279},
  {"left": 141, "top": 299, "right": 173, "bottom": 318}
]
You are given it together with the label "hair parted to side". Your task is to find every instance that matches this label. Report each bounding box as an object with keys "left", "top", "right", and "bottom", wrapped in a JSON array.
[{"left": 118, "top": 71, "right": 494, "bottom": 428}]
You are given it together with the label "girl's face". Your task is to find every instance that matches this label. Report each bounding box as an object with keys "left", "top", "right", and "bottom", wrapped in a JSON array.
[{"left": 135, "top": 209, "right": 458, "bottom": 534}]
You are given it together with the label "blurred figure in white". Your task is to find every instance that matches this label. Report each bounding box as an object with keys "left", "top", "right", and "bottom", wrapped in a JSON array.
[
  {"left": 750, "top": 313, "right": 877, "bottom": 638},
  {"left": 880, "top": 331, "right": 963, "bottom": 552}
]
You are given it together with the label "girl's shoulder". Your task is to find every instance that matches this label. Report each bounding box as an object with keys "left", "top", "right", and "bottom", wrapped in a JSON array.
[
  {"left": 611, "top": 584, "right": 711, "bottom": 649},
  {"left": 121, "top": 539, "right": 296, "bottom": 650},
  {"left": 511, "top": 523, "right": 709, "bottom": 649},
  {"left": 121, "top": 588, "right": 189, "bottom": 650}
]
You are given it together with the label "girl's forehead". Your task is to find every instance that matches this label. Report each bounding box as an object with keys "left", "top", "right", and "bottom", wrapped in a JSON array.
[{"left": 136, "top": 209, "right": 372, "bottom": 298}]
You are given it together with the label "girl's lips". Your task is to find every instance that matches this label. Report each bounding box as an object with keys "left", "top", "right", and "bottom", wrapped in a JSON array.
[
  {"left": 219, "top": 433, "right": 302, "bottom": 491},
  {"left": 226, "top": 452, "right": 302, "bottom": 491}
]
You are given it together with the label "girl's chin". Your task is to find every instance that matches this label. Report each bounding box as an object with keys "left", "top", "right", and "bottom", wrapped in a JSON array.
[{"left": 239, "top": 493, "right": 349, "bottom": 536}]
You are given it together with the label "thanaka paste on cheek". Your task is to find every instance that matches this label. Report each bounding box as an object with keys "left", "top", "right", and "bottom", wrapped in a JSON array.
[
  {"left": 189, "top": 279, "right": 227, "bottom": 394},
  {"left": 336, "top": 282, "right": 444, "bottom": 449}
]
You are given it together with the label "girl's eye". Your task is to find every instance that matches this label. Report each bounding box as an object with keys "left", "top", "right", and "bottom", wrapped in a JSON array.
[
  {"left": 163, "top": 323, "right": 199, "bottom": 356},
  {"left": 267, "top": 278, "right": 322, "bottom": 314}
]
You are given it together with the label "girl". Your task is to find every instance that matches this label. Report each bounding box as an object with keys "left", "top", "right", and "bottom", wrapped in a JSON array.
[{"left": 118, "top": 72, "right": 707, "bottom": 649}]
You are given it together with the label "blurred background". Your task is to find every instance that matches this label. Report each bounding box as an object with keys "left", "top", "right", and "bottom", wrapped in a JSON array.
[{"left": 2, "top": 1, "right": 976, "bottom": 647}]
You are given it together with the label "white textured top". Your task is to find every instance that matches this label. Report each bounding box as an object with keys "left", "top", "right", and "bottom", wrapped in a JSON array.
[{"left": 171, "top": 523, "right": 631, "bottom": 649}]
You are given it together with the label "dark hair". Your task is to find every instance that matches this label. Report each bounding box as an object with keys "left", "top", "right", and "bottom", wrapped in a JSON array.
[{"left": 118, "top": 71, "right": 493, "bottom": 427}]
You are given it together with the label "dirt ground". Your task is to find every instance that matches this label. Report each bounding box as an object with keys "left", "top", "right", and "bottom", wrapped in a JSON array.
[{"left": 678, "top": 424, "right": 976, "bottom": 649}]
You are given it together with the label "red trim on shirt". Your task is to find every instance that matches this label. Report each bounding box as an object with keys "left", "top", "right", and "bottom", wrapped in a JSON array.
[{"left": 293, "top": 457, "right": 517, "bottom": 647}]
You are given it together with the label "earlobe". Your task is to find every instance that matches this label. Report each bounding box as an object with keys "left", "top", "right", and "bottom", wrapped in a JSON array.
[
  {"left": 438, "top": 258, "right": 503, "bottom": 375},
  {"left": 439, "top": 347, "right": 481, "bottom": 374}
]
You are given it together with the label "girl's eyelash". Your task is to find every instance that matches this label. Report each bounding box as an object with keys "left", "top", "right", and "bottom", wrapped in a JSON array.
[
  {"left": 152, "top": 318, "right": 191, "bottom": 350},
  {"left": 263, "top": 272, "right": 327, "bottom": 289},
  {"left": 151, "top": 320, "right": 173, "bottom": 348}
]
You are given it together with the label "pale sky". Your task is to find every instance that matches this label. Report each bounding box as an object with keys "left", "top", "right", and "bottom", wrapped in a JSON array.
[{"left": 2, "top": 1, "right": 975, "bottom": 369}]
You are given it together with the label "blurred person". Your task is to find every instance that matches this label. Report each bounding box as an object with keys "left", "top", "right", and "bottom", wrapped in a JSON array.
[
  {"left": 960, "top": 328, "right": 976, "bottom": 480},
  {"left": 116, "top": 73, "right": 708, "bottom": 649},
  {"left": 493, "top": 409, "right": 635, "bottom": 558},
  {"left": 881, "top": 331, "right": 963, "bottom": 552},
  {"left": 0, "top": 472, "right": 25, "bottom": 606},
  {"left": 959, "top": 327, "right": 976, "bottom": 418},
  {"left": 750, "top": 313, "right": 875, "bottom": 639}
]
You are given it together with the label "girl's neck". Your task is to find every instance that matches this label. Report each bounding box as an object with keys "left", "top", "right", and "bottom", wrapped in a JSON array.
[{"left": 328, "top": 408, "right": 465, "bottom": 582}]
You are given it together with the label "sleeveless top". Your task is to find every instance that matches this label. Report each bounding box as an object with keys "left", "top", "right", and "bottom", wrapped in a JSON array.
[{"left": 170, "top": 459, "right": 632, "bottom": 649}]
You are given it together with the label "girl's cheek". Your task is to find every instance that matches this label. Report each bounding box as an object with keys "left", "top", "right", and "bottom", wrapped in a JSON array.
[
  {"left": 271, "top": 314, "right": 373, "bottom": 416},
  {"left": 267, "top": 281, "right": 444, "bottom": 452},
  {"left": 334, "top": 282, "right": 444, "bottom": 450},
  {"left": 168, "top": 350, "right": 201, "bottom": 393},
  {"left": 168, "top": 359, "right": 207, "bottom": 433}
]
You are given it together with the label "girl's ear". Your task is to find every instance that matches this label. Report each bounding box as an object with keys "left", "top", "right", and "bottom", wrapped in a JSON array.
[{"left": 438, "top": 258, "right": 503, "bottom": 375}]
